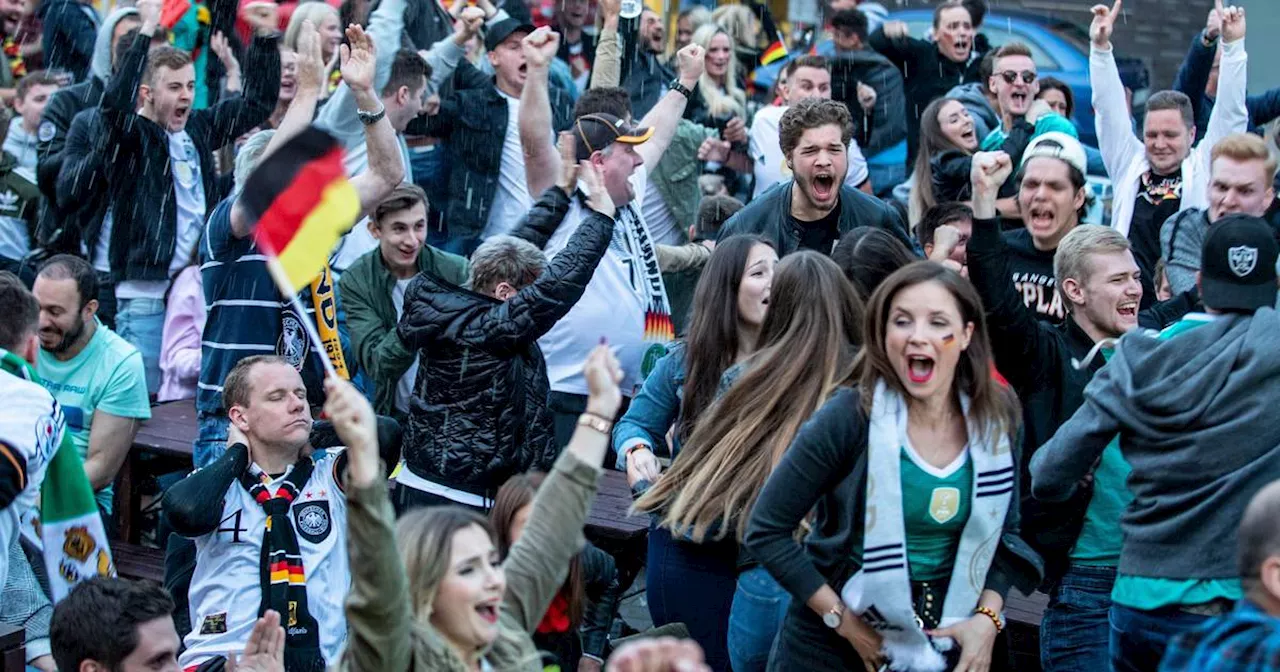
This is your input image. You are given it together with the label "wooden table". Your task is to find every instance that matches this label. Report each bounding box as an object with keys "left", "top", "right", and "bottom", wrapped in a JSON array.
[{"left": 122, "top": 400, "right": 650, "bottom": 545}]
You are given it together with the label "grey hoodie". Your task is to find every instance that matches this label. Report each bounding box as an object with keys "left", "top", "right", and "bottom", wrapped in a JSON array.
[
  {"left": 947, "top": 81, "right": 999, "bottom": 144},
  {"left": 90, "top": 6, "right": 139, "bottom": 83},
  {"left": 1030, "top": 310, "right": 1280, "bottom": 581}
]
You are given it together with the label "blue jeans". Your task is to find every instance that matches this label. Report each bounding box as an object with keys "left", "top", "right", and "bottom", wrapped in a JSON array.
[
  {"left": 646, "top": 525, "right": 737, "bottom": 672},
  {"left": 193, "top": 412, "right": 230, "bottom": 469},
  {"left": 115, "top": 297, "right": 165, "bottom": 396},
  {"left": 1110, "top": 604, "right": 1211, "bottom": 672},
  {"left": 727, "top": 565, "right": 791, "bottom": 672},
  {"left": 867, "top": 160, "right": 908, "bottom": 199},
  {"left": 1040, "top": 564, "right": 1115, "bottom": 672}
]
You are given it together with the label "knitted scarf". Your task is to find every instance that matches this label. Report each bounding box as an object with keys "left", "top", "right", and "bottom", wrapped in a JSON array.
[
  {"left": 840, "top": 380, "right": 1013, "bottom": 672},
  {"left": 238, "top": 458, "right": 326, "bottom": 672}
]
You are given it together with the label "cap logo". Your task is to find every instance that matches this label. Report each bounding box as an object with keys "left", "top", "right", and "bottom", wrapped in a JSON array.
[{"left": 1228, "top": 245, "right": 1258, "bottom": 277}]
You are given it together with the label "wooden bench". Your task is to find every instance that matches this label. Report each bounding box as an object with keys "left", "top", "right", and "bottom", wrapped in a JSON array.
[
  {"left": 0, "top": 623, "right": 23, "bottom": 672},
  {"left": 114, "top": 541, "right": 166, "bottom": 583}
]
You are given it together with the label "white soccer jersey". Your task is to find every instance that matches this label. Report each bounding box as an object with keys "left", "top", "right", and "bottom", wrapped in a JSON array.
[
  {"left": 180, "top": 449, "right": 350, "bottom": 669},
  {"left": 0, "top": 368, "right": 60, "bottom": 591}
]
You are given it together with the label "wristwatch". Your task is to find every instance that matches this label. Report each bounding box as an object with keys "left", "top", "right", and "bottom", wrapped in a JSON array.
[
  {"left": 669, "top": 79, "right": 693, "bottom": 99},
  {"left": 822, "top": 602, "right": 844, "bottom": 629},
  {"left": 357, "top": 105, "right": 386, "bottom": 126}
]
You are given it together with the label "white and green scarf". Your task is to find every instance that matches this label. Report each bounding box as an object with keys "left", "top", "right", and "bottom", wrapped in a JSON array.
[{"left": 840, "top": 380, "right": 1013, "bottom": 671}]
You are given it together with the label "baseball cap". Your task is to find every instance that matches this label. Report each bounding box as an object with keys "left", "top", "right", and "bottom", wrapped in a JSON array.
[
  {"left": 1200, "top": 214, "right": 1280, "bottom": 313},
  {"left": 484, "top": 17, "right": 535, "bottom": 52},
  {"left": 1021, "top": 131, "right": 1088, "bottom": 176},
  {"left": 573, "top": 113, "right": 654, "bottom": 160}
]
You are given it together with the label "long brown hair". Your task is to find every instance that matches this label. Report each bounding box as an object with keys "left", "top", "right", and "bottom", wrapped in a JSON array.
[
  {"left": 909, "top": 97, "right": 971, "bottom": 226},
  {"left": 489, "top": 473, "right": 586, "bottom": 629},
  {"left": 679, "top": 235, "right": 774, "bottom": 442},
  {"left": 634, "top": 252, "right": 865, "bottom": 541},
  {"left": 856, "top": 261, "right": 1020, "bottom": 440}
]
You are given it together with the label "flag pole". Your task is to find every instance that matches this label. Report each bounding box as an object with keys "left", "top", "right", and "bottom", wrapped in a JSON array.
[{"left": 264, "top": 255, "right": 338, "bottom": 379}]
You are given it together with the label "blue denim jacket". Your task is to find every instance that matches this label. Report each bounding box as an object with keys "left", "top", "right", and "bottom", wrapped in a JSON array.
[{"left": 613, "top": 344, "right": 686, "bottom": 471}]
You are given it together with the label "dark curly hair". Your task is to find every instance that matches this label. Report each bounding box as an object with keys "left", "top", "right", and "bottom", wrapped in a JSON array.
[{"left": 778, "top": 98, "right": 853, "bottom": 159}]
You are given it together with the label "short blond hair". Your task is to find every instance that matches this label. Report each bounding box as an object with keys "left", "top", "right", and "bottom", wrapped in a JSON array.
[
  {"left": 1211, "top": 132, "right": 1279, "bottom": 185},
  {"left": 1053, "top": 225, "right": 1131, "bottom": 312}
]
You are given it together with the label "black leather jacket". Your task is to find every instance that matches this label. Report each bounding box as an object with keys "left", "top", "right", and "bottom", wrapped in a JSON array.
[
  {"left": 717, "top": 179, "right": 918, "bottom": 256},
  {"left": 397, "top": 188, "right": 615, "bottom": 495}
]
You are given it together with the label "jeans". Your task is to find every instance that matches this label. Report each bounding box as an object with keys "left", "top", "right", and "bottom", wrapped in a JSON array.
[
  {"left": 728, "top": 565, "right": 791, "bottom": 672},
  {"left": 1040, "top": 564, "right": 1116, "bottom": 672},
  {"left": 867, "top": 160, "right": 908, "bottom": 199},
  {"left": 115, "top": 297, "right": 165, "bottom": 395},
  {"left": 193, "top": 412, "right": 230, "bottom": 469},
  {"left": 1110, "top": 604, "right": 1211, "bottom": 672},
  {"left": 646, "top": 524, "right": 737, "bottom": 672}
]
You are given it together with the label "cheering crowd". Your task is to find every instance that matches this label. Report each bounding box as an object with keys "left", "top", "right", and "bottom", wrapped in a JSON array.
[{"left": 1, "top": 0, "right": 1280, "bottom": 669}]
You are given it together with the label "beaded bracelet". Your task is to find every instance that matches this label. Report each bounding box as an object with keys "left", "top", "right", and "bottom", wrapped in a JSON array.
[{"left": 974, "top": 606, "right": 1004, "bottom": 633}]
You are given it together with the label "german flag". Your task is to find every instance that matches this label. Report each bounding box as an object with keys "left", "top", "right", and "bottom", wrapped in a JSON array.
[{"left": 241, "top": 127, "right": 360, "bottom": 293}]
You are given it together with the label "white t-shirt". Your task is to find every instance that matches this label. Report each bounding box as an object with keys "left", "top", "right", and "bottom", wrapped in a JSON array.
[
  {"left": 640, "top": 179, "right": 682, "bottom": 245},
  {"left": 180, "top": 451, "right": 350, "bottom": 669},
  {"left": 117, "top": 131, "right": 207, "bottom": 299},
  {"left": 92, "top": 209, "right": 113, "bottom": 273},
  {"left": 482, "top": 91, "right": 535, "bottom": 240},
  {"left": 391, "top": 278, "right": 419, "bottom": 415},
  {"left": 538, "top": 166, "right": 671, "bottom": 397},
  {"left": 0, "top": 368, "right": 59, "bottom": 592},
  {"left": 749, "top": 104, "right": 870, "bottom": 199}
]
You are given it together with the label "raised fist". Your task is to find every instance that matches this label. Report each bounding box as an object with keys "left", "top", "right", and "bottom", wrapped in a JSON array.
[
  {"left": 969, "top": 151, "right": 1013, "bottom": 196},
  {"left": 522, "top": 27, "right": 561, "bottom": 69},
  {"left": 676, "top": 43, "right": 705, "bottom": 84}
]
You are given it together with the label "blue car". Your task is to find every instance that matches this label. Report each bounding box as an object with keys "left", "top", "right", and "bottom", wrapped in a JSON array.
[{"left": 753, "top": 8, "right": 1150, "bottom": 149}]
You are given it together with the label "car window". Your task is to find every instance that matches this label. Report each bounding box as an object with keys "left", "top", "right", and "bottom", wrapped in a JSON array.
[{"left": 900, "top": 18, "right": 1062, "bottom": 71}]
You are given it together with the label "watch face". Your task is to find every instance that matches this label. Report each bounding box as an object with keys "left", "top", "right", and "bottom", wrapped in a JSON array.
[{"left": 823, "top": 611, "right": 841, "bottom": 628}]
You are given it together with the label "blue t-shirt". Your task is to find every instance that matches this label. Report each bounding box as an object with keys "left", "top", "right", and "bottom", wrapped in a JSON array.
[
  {"left": 37, "top": 322, "right": 151, "bottom": 513},
  {"left": 197, "top": 197, "right": 326, "bottom": 415}
]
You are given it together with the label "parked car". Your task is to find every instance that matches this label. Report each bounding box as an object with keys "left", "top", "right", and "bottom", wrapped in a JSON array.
[{"left": 753, "top": 8, "right": 1151, "bottom": 149}]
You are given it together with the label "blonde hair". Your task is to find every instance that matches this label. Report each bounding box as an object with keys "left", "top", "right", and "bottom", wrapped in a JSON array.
[
  {"left": 691, "top": 24, "right": 745, "bottom": 119},
  {"left": 284, "top": 3, "right": 339, "bottom": 55},
  {"left": 1052, "top": 225, "right": 1131, "bottom": 312},
  {"left": 711, "top": 4, "right": 759, "bottom": 50},
  {"left": 1211, "top": 132, "right": 1279, "bottom": 185},
  {"left": 395, "top": 507, "right": 496, "bottom": 622}
]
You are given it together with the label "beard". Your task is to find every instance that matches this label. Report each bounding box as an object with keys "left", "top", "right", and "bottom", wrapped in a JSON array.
[{"left": 43, "top": 314, "right": 86, "bottom": 355}]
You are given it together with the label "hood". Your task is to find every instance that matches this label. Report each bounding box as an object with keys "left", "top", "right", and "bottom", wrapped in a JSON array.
[
  {"left": 90, "top": 6, "right": 140, "bottom": 83},
  {"left": 948, "top": 81, "right": 999, "bottom": 126},
  {"left": 4, "top": 117, "right": 33, "bottom": 147},
  {"left": 1097, "top": 310, "right": 1280, "bottom": 436}
]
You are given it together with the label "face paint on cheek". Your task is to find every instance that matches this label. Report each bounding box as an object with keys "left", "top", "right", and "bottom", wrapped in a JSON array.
[{"left": 941, "top": 333, "right": 957, "bottom": 348}]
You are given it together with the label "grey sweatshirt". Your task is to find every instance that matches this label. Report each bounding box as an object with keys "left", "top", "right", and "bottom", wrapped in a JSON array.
[
  {"left": 1160, "top": 207, "right": 1211, "bottom": 295},
  {"left": 1030, "top": 309, "right": 1280, "bottom": 581}
]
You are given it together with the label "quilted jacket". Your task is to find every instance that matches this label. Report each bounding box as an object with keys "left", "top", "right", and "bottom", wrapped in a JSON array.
[{"left": 397, "top": 187, "right": 614, "bottom": 495}]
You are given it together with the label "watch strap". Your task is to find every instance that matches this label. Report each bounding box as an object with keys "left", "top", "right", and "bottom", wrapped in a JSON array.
[
  {"left": 358, "top": 106, "right": 386, "bottom": 126},
  {"left": 669, "top": 79, "right": 693, "bottom": 99}
]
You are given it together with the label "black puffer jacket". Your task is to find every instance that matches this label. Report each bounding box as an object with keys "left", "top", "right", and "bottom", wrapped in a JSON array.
[{"left": 397, "top": 187, "right": 615, "bottom": 496}]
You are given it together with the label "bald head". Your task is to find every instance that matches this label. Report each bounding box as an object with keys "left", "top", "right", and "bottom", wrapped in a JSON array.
[{"left": 1239, "top": 480, "right": 1280, "bottom": 608}]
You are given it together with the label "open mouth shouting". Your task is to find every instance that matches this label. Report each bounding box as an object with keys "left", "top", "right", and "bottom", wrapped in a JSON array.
[
  {"left": 1116, "top": 300, "right": 1138, "bottom": 321},
  {"left": 906, "top": 354, "right": 936, "bottom": 385},
  {"left": 475, "top": 600, "right": 500, "bottom": 625},
  {"left": 811, "top": 171, "right": 836, "bottom": 203},
  {"left": 174, "top": 106, "right": 190, "bottom": 126},
  {"left": 1011, "top": 91, "right": 1029, "bottom": 110},
  {"left": 1027, "top": 205, "right": 1057, "bottom": 232}
]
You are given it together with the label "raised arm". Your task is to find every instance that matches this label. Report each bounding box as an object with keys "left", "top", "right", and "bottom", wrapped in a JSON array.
[
  {"left": 587, "top": 0, "right": 620, "bottom": 88},
  {"left": 635, "top": 44, "right": 704, "bottom": 170},
  {"left": 163, "top": 444, "right": 249, "bottom": 537},
  {"left": 228, "top": 21, "right": 327, "bottom": 239},
  {"left": 195, "top": 29, "right": 282, "bottom": 148},
  {"left": 326, "top": 376, "right": 414, "bottom": 672},
  {"left": 867, "top": 21, "right": 921, "bottom": 71},
  {"left": 496, "top": 346, "right": 618, "bottom": 636},
  {"left": 100, "top": 0, "right": 163, "bottom": 148},
  {"left": 1200, "top": 3, "right": 1248, "bottom": 150},
  {"left": 1088, "top": 0, "right": 1144, "bottom": 184},
  {"left": 966, "top": 151, "right": 1063, "bottom": 397},
  {"left": 341, "top": 25, "right": 408, "bottom": 215},
  {"left": 1171, "top": 10, "right": 1219, "bottom": 122},
  {"left": 520, "top": 28, "right": 565, "bottom": 197}
]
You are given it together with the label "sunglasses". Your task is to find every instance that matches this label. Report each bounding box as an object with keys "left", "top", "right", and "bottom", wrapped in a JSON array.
[{"left": 997, "top": 70, "right": 1037, "bottom": 84}]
